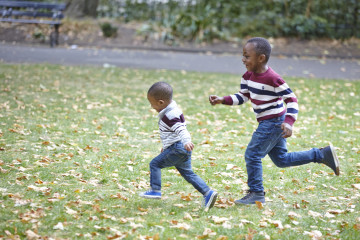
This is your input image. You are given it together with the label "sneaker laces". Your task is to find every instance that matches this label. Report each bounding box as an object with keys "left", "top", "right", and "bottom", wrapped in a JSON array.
[{"left": 241, "top": 190, "right": 254, "bottom": 200}]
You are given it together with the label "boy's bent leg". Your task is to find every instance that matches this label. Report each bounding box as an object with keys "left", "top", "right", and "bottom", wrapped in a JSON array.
[
  {"left": 176, "top": 159, "right": 217, "bottom": 210},
  {"left": 244, "top": 119, "right": 284, "bottom": 192},
  {"left": 268, "top": 137, "right": 322, "bottom": 168},
  {"left": 149, "top": 146, "right": 179, "bottom": 191},
  {"left": 176, "top": 158, "right": 210, "bottom": 195}
]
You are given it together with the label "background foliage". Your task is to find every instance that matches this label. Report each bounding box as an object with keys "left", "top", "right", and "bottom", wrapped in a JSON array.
[{"left": 97, "top": 0, "right": 360, "bottom": 41}]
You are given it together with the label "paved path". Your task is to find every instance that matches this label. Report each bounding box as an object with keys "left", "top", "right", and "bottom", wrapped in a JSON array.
[{"left": 0, "top": 43, "right": 359, "bottom": 80}]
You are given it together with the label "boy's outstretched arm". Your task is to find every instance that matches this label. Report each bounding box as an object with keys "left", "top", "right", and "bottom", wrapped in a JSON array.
[{"left": 209, "top": 95, "right": 224, "bottom": 105}]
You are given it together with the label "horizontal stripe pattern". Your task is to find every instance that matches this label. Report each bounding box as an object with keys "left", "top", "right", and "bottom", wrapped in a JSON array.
[
  {"left": 158, "top": 101, "right": 191, "bottom": 149},
  {"left": 224, "top": 67, "right": 298, "bottom": 126}
]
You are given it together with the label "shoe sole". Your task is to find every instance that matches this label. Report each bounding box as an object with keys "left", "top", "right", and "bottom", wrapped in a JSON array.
[
  {"left": 205, "top": 192, "right": 218, "bottom": 209},
  {"left": 330, "top": 144, "right": 340, "bottom": 176},
  {"left": 139, "top": 194, "right": 161, "bottom": 199},
  {"left": 234, "top": 200, "right": 265, "bottom": 205}
]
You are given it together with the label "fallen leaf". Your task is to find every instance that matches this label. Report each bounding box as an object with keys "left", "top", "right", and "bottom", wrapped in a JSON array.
[
  {"left": 327, "top": 209, "right": 345, "bottom": 215},
  {"left": 255, "top": 201, "right": 264, "bottom": 209},
  {"left": 181, "top": 193, "right": 192, "bottom": 201},
  {"left": 354, "top": 224, "right": 360, "bottom": 230},
  {"left": 308, "top": 210, "right": 322, "bottom": 218},
  {"left": 304, "top": 230, "right": 322, "bottom": 239},
  {"left": 183, "top": 212, "right": 193, "bottom": 221},
  {"left": 271, "top": 220, "right": 284, "bottom": 229},
  {"left": 288, "top": 211, "right": 301, "bottom": 219},
  {"left": 137, "top": 207, "right": 148, "bottom": 212},
  {"left": 65, "top": 207, "right": 77, "bottom": 215},
  {"left": 53, "top": 222, "right": 64, "bottom": 230},
  {"left": 200, "top": 228, "right": 216, "bottom": 237},
  {"left": 25, "top": 230, "right": 40, "bottom": 240},
  {"left": 170, "top": 222, "right": 191, "bottom": 230},
  {"left": 211, "top": 216, "right": 229, "bottom": 224}
]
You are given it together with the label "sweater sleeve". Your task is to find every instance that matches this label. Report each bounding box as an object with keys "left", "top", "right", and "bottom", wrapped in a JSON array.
[
  {"left": 171, "top": 122, "right": 191, "bottom": 146},
  {"left": 274, "top": 78, "right": 299, "bottom": 126},
  {"left": 162, "top": 113, "right": 191, "bottom": 146},
  {"left": 222, "top": 77, "right": 250, "bottom": 106}
]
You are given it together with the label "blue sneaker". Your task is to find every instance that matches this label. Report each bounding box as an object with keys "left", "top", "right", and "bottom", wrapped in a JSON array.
[
  {"left": 320, "top": 144, "right": 340, "bottom": 176},
  {"left": 234, "top": 190, "right": 265, "bottom": 205},
  {"left": 203, "top": 190, "right": 218, "bottom": 210},
  {"left": 139, "top": 190, "right": 161, "bottom": 199}
]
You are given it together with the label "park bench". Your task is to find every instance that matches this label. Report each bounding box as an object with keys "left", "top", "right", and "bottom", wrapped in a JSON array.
[{"left": 0, "top": 0, "right": 66, "bottom": 47}]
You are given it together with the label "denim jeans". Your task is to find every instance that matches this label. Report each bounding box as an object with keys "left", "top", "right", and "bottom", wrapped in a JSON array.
[
  {"left": 245, "top": 115, "right": 323, "bottom": 192},
  {"left": 149, "top": 141, "right": 210, "bottom": 195}
]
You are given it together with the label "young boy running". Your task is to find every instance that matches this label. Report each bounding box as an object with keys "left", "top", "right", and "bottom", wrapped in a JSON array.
[
  {"left": 140, "top": 81, "right": 218, "bottom": 210},
  {"left": 209, "top": 37, "right": 339, "bottom": 205}
]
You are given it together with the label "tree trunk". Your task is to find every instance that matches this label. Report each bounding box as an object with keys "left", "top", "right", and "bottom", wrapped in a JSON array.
[
  {"left": 305, "top": 0, "right": 313, "bottom": 18},
  {"left": 65, "top": 0, "right": 99, "bottom": 18}
]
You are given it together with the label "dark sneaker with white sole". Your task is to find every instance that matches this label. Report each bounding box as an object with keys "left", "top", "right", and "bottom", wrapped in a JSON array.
[
  {"left": 234, "top": 191, "right": 265, "bottom": 205},
  {"left": 320, "top": 144, "right": 340, "bottom": 176}
]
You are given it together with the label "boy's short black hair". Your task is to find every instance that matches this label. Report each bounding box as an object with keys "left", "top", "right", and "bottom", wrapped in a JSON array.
[
  {"left": 247, "top": 37, "right": 272, "bottom": 63},
  {"left": 148, "top": 81, "right": 173, "bottom": 101}
]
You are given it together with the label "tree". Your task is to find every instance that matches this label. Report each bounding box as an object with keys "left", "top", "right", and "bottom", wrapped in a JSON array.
[{"left": 65, "top": 0, "right": 99, "bottom": 18}]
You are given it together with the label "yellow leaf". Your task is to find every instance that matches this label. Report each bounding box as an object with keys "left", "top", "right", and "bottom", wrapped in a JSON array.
[{"left": 255, "top": 201, "right": 263, "bottom": 209}]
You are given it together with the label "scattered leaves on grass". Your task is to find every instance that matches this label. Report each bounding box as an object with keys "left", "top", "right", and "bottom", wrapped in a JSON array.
[{"left": 0, "top": 64, "right": 359, "bottom": 239}]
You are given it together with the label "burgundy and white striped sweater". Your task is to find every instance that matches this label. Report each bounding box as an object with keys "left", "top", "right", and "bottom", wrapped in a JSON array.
[
  {"left": 157, "top": 101, "right": 191, "bottom": 149},
  {"left": 223, "top": 67, "right": 298, "bottom": 126}
]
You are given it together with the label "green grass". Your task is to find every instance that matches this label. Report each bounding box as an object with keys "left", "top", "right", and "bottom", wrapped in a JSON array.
[{"left": 0, "top": 63, "right": 359, "bottom": 239}]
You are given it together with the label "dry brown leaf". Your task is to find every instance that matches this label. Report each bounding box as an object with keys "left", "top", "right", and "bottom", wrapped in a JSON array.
[
  {"left": 288, "top": 211, "right": 301, "bottom": 219},
  {"left": 181, "top": 193, "right": 193, "bottom": 201},
  {"left": 255, "top": 201, "right": 263, "bottom": 209},
  {"left": 271, "top": 220, "right": 284, "bottom": 229},
  {"left": 354, "top": 224, "right": 360, "bottom": 230},
  {"left": 308, "top": 210, "right": 322, "bottom": 218},
  {"left": 25, "top": 230, "right": 40, "bottom": 240},
  {"left": 170, "top": 222, "right": 191, "bottom": 230},
  {"left": 183, "top": 212, "right": 193, "bottom": 221},
  {"left": 137, "top": 207, "right": 148, "bottom": 212}
]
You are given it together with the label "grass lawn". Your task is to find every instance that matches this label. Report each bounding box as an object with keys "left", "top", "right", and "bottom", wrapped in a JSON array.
[{"left": 0, "top": 63, "right": 359, "bottom": 239}]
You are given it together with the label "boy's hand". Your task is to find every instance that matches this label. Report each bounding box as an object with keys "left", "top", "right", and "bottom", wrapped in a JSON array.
[
  {"left": 281, "top": 123, "right": 292, "bottom": 138},
  {"left": 209, "top": 95, "right": 224, "bottom": 105},
  {"left": 184, "top": 142, "right": 194, "bottom": 151}
]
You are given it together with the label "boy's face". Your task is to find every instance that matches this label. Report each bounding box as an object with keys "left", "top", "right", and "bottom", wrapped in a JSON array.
[
  {"left": 242, "top": 42, "right": 265, "bottom": 73},
  {"left": 147, "top": 94, "right": 167, "bottom": 113}
]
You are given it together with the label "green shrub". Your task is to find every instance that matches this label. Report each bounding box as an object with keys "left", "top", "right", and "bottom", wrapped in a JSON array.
[
  {"left": 100, "top": 22, "right": 117, "bottom": 38},
  {"left": 97, "top": 0, "right": 360, "bottom": 41}
]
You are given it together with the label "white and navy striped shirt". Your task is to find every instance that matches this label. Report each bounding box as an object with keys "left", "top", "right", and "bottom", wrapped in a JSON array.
[
  {"left": 223, "top": 67, "right": 299, "bottom": 126},
  {"left": 157, "top": 101, "right": 191, "bottom": 149}
]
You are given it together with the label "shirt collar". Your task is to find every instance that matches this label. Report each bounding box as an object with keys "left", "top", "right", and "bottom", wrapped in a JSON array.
[{"left": 158, "top": 100, "right": 176, "bottom": 118}]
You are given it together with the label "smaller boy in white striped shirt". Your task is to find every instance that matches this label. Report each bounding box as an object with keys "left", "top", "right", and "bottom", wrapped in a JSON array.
[
  {"left": 140, "top": 81, "right": 217, "bottom": 211},
  {"left": 209, "top": 37, "right": 339, "bottom": 205}
]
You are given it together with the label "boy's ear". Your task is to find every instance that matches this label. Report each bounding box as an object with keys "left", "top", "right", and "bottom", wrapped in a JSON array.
[
  {"left": 158, "top": 99, "right": 165, "bottom": 105},
  {"left": 258, "top": 54, "right": 266, "bottom": 63}
]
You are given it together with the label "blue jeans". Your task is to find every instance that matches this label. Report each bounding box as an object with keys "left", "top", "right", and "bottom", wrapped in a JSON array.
[
  {"left": 245, "top": 115, "right": 323, "bottom": 192},
  {"left": 149, "top": 141, "right": 210, "bottom": 195}
]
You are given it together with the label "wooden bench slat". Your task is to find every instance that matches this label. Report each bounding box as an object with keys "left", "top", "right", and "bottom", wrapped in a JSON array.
[
  {"left": 2, "top": 10, "right": 64, "bottom": 19},
  {"left": 0, "top": 1, "right": 66, "bottom": 10},
  {"left": 0, "top": 18, "right": 61, "bottom": 25}
]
